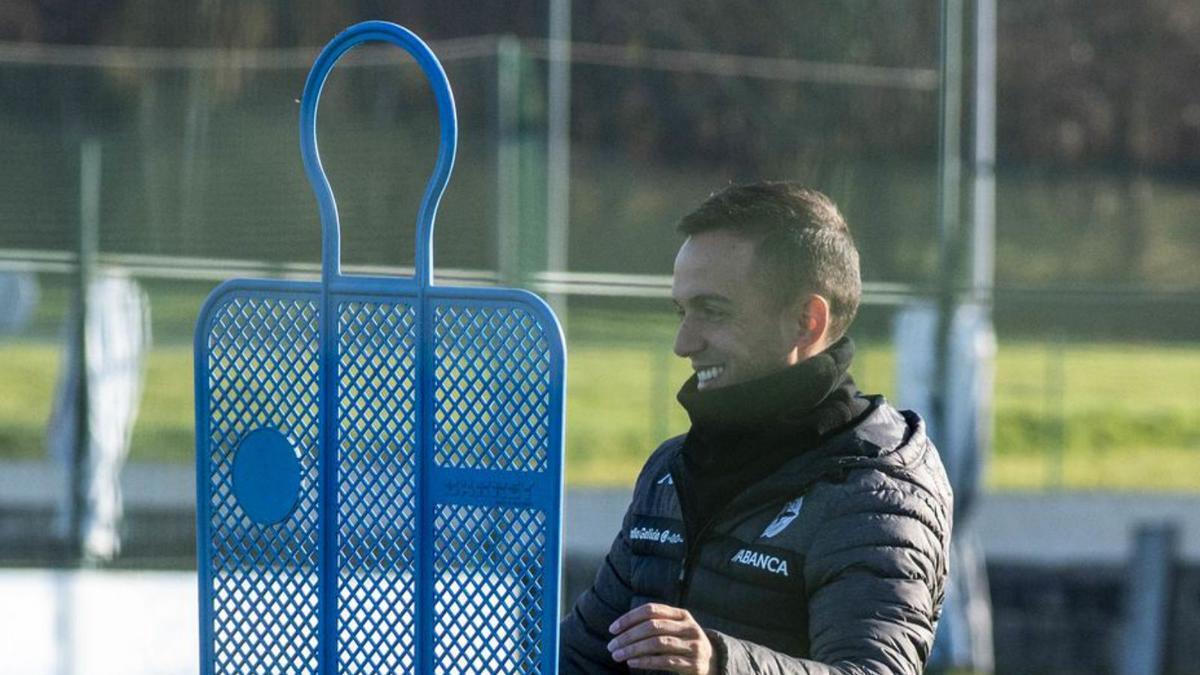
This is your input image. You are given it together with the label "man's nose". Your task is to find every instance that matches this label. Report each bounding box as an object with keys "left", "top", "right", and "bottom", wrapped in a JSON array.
[{"left": 673, "top": 318, "right": 702, "bottom": 358}]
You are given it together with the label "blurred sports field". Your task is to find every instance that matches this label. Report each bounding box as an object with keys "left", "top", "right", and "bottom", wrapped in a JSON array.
[{"left": 3, "top": 279, "right": 1196, "bottom": 491}]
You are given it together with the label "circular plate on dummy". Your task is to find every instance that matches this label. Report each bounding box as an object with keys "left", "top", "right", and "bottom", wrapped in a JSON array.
[{"left": 232, "top": 428, "right": 302, "bottom": 525}]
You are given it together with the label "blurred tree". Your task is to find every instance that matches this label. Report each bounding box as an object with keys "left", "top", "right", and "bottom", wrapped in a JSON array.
[
  {"left": 999, "top": 0, "right": 1200, "bottom": 169},
  {"left": 997, "top": 0, "right": 1200, "bottom": 284},
  {"left": 0, "top": 0, "right": 43, "bottom": 41},
  {"left": 5, "top": 0, "right": 1197, "bottom": 173},
  {"left": 1, "top": 0, "right": 1199, "bottom": 287},
  {"left": 569, "top": 0, "right": 940, "bottom": 167}
]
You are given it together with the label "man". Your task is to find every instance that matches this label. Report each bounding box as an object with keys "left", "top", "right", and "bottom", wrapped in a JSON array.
[{"left": 560, "top": 182, "right": 953, "bottom": 674}]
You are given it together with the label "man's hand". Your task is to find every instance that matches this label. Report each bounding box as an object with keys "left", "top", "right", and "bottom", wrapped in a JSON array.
[{"left": 606, "top": 603, "right": 717, "bottom": 674}]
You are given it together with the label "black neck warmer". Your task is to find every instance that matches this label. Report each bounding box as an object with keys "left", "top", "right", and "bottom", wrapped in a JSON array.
[{"left": 672, "top": 336, "right": 870, "bottom": 534}]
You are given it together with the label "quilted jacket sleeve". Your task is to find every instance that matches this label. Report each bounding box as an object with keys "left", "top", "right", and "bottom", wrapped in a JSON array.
[
  {"left": 708, "top": 471, "right": 952, "bottom": 675},
  {"left": 559, "top": 484, "right": 645, "bottom": 674},
  {"left": 559, "top": 522, "right": 635, "bottom": 673},
  {"left": 561, "top": 439, "right": 685, "bottom": 673}
]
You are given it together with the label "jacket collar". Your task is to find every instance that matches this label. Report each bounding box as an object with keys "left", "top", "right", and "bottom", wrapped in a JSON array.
[{"left": 721, "top": 402, "right": 928, "bottom": 515}]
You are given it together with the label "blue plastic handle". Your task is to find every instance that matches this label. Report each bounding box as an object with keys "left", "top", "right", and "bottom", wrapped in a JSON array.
[{"left": 299, "top": 20, "right": 458, "bottom": 289}]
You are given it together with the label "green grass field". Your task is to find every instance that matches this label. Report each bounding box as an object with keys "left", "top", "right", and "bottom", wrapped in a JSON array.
[{"left": 2, "top": 305, "right": 1197, "bottom": 490}]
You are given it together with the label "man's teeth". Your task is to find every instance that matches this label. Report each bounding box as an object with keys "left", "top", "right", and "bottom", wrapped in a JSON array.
[{"left": 696, "top": 366, "right": 724, "bottom": 384}]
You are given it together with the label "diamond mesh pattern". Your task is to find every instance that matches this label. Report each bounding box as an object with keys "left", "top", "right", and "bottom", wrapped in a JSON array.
[
  {"left": 433, "top": 305, "right": 551, "bottom": 472},
  {"left": 335, "top": 301, "right": 419, "bottom": 673},
  {"left": 433, "top": 505, "right": 547, "bottom": 674},
  {"left": 205, "top": 295, "right": 321, "bottom": 674}
]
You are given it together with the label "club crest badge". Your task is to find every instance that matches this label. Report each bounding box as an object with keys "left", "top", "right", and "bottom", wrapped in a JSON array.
[{"left": 761, "top": 497, "right": 804, "bottom": 539}]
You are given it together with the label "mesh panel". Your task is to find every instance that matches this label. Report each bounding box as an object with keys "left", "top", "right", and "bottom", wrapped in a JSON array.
[
  {"left": 433, "top": 305, "right": 551, "bottom": 472},
  {"left": 433, "top": 505, "right": 547, "bottom": 674},
  {"left": 202, "top": 294, "right": 559, "bottom": 673},
  {"left": 336, "top": 301, "right": 419, "bottom": 673},
  {"left": 206, "top": 295, "right": 321, "bottom": 674}
]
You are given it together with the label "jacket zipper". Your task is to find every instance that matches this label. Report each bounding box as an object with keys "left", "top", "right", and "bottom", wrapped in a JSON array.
[
  {"left": 673, "top": 458, "right": 720, "bottom": 607},
  {"left": 676, "top": 516, "right": 717, "bottom": 607}
]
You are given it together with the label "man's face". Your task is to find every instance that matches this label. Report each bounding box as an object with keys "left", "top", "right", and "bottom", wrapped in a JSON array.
[{"left": 671, "top": 229, "right": 801, "bottom": 390}]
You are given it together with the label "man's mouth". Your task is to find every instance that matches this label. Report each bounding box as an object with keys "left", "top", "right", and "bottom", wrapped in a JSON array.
[{"left": 696, "top": 365, "right": 725, "bottom": 388}]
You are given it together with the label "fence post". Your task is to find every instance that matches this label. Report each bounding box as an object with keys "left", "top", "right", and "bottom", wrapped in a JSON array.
[
  {"left": 1120, "top": 521, "right": 1178, "bottom": 675},
  {"left": 546, "top": 0, "right": 572, "bottom": 328},
  {"left": 652, "top": 345, "right": 672, "bottom": 445},
  {"left": 1045, "top": 332, "right": 1066, "bottom": 488},
  {"left": 933, "top": 0, "right": 964, "bottom": 443},
  {"left": 496, "top": 35, "right": 522, "bottom": 288},
  {"left": 69, "top": 137, "right": 101, "bottom": 563}
]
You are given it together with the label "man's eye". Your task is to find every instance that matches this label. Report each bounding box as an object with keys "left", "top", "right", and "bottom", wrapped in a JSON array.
[{"left": 673, "top": 304, "right": 727, "bottom": 321}]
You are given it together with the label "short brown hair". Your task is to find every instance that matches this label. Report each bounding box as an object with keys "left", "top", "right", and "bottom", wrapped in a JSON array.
[{"left": 677, "top": 182, "right": 862, "bottom": 341}]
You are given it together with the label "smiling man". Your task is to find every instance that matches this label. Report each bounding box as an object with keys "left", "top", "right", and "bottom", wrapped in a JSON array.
[{"left": 560, "top": 182, "right": 954, "bottom": 674}]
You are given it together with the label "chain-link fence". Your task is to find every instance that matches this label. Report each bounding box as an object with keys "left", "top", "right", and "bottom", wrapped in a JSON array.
[{"left": 0, "top": 37, "right": 1197, "bottom": 497}]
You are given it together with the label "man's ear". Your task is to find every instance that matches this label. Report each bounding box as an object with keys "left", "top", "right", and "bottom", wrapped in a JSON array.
[{"left": 793, "top": 294, "right": 831, "bottom": 359}]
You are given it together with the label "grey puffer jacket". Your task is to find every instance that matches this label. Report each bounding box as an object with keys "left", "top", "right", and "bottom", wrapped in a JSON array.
[{"left": 560, "top": 400, "right": 953, "bottom": 674}]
